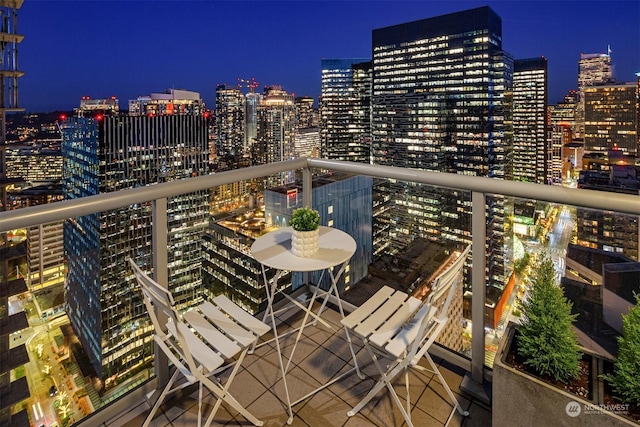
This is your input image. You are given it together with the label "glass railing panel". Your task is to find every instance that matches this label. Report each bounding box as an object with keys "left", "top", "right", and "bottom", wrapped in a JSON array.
[{"left": 487, "top": 195, "right": 638, "bottom": 368}]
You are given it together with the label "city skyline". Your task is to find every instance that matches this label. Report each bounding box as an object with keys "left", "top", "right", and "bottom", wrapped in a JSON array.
[{"left": 20, "top": 1, "right": 640, "bottom": 112}]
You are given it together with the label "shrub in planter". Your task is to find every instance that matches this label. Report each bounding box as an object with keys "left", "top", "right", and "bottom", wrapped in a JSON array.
[
  {"left": 604, "top": 292, "right": 640, "bottom": 408},
  {"left": 517, "top": 253, "right": 582, "bottom": 382}
]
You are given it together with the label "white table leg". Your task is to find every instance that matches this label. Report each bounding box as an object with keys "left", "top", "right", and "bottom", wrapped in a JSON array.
[{"left": 260, "top": 265, "right": 294, "bottom": 424}]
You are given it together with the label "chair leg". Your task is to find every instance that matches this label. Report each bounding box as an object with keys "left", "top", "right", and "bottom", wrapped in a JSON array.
[
  {"left": 143, "top": 369, "right": 181, "bottom": 427},
  {"left": 347, "top": 345, "right": 415, "bottom": 427},
  {"left": 202, "top": 350, "right": 264, "bottom": 427},
  {"left": 424, "top": 353, "right": 469, "bottom": 418},
  {"left": 198, "top": 381, "right": 203, "bottom": 427}
]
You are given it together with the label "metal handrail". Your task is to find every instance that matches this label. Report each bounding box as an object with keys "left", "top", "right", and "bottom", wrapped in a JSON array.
[{"left": 2, "top": 157, "right": 638, "bottom": 232}]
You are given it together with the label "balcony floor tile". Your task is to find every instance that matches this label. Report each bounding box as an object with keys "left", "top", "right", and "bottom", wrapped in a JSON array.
[{"left": 110, "top": 305, "right": 490, "bottom": 427}]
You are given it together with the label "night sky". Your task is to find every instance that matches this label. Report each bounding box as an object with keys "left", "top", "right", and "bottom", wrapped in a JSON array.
[{"left": 19, "top": 1, "right": 640, "bottom": 112}]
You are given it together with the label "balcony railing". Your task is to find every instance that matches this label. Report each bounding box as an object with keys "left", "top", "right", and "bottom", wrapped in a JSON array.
[{"left": 1, "top": 157, "right": 638, "bottom": 426}]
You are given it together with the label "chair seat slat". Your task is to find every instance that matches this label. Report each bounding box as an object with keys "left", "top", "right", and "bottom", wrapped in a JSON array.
[
  {"left": 341, "top": 286, "right": 394, "bottom": 330},
  {"left": 369, "top": 296, "right": 421, "bottom": 349},
  {"left": 199, "top": 300, "right": 257, "bottom": 348},
  {"left": 384, "top": 304, "right": 432, "bottom": 358},
  {"left": 213, "top": 295, "right": 271, "bottom": 336},
  {"left": 184, "top": 309, "right": 241, "bottom": 359},
  {"left": 354, "top": 291, "right": 407, "bottom": 338},
  {"left": 168, "top": 320, "right": 225, "bottom": 374}
]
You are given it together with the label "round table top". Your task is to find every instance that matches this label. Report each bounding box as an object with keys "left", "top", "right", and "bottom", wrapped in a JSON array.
[{"left": 250, "top": 226, "right": 356, "bottom": 272}]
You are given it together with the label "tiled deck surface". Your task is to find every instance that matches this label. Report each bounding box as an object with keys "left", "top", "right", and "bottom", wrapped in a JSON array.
[{"left": 108, "top": 304, "right": 492, "bottom": 427}]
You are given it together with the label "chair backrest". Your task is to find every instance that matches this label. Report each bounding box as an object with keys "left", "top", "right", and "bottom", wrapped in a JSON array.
[
  {"left": 403, "top": 244, "right": 471, "bottom": 363},
  {"left": 128, "top": 258, "right": 195, "bottom": 380}
]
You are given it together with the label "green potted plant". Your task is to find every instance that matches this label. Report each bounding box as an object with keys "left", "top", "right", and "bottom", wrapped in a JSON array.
[
  {"left": 493, "top": 254, "right": 637, "bottom": 426},
  {"left": 516, "top": 253, "right": 581, "bottom": 382},
  {"left": 289, "top": 207, "right": 320, "bottom": 257},
  {"left": 603, "top": 293, "right": 640, "bottom": 420}
]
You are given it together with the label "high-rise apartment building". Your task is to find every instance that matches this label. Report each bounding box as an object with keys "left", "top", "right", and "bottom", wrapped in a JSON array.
[
  {"left": 320, "top": 58, "right": 372, "bottom": 163},
  {"left": 245, "top": 91, "right": 261, "bottom": 149},
  {"left": 370, "top": 6, "right": 511, "bottom": 288},
  {"left": 62, "top": 93, "right": 209, "bottom": 388},
  {"left": 584, "top": 82, "right": 638, "bottom": 154},
  {"left": 253, "top": 85, "right": 296, "bottom": 186},
  {"left": 512, "top": 57, "right": 548, "bottom": 184},
  {"left": 294, "top": 127, "right": 320, "bottom": 158},
  {"left": 295, "top": 96, "right": 315, "bottom": 129},
  {"left": 0, "top": 1, "right": 30, "bottom": 424},
  {"left": 215, "top": 84, "right": 246, "bottom": 157}
]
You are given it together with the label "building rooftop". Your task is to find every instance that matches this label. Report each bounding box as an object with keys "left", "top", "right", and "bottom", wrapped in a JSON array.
[{"left": 105, "top": 303, "right": 491, "bottom": 427}]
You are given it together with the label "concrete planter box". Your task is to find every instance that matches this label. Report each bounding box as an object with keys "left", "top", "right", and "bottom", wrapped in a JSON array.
[{"left": 493, "top": 322, "right": 637, "bottom": 427}]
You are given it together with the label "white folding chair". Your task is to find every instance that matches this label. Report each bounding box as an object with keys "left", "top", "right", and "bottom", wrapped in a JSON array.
[
  {"left": 340, "top": 245, "right": 471, "bottom": 427},
  {"left": 128, "top": 258, "right": 270, "bottom": 427}
]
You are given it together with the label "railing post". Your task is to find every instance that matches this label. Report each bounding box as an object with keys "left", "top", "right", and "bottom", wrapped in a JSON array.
[
  {"left": 461, "top": 190, "right": 490, "bottom": 404},
  {"left": 152, "top": 198, "right": 169, "bottom": 389},
  {"left": 302, "top": 165, "right": 312, "bottom": 208},
  {"left": 471, "top": 191, "right": 486, "bottom": 383},
  {"left": 302, "top": 165, "right": 312, "bottom": 286}
]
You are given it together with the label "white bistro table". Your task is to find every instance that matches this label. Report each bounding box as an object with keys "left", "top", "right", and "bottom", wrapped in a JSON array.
[{"left": 251, "top": 226, "right": 362, "bottom": 424}]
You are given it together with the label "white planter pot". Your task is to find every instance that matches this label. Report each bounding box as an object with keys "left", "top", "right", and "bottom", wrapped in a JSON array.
[{"left": 291, "top": 229, "right": 319, "bottom": 257}]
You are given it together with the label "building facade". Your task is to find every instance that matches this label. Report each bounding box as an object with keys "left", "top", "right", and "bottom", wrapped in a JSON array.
[
  {"left": 215, "top": 84, "right": 246, "bottom": 157},
  {"left": 370, "top": 6, "right": 511, "bottom": 288},
  {"left": 584, "top": 82, "right": 638, "bottom": 154},
  {"left": 320, "top": 58, "right": 372, "bottom": 163},
  {"left": 253, "top": 85, "right": 296, "bottom": 186},
  {"left": 512, "top": 57, "right": 548, "bottom": 184},
  {"left": 202, "top": 173, "right": 373, "bottom": 314},
  {"left": 577, "top": 150, "right": 639, "bottom": 261},
  {"left": 62, "top": 101, "right": 209, "bottom": 387},
  {"left": 576, "top": 51, "right": 614, "bottom": 138}
]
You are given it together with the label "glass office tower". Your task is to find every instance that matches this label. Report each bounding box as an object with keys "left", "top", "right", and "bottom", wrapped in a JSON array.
[
  {"left": 62, "top": 111, "right": 209, "bottom": 388},
  {"left": 320, "top": 58, "right": 372, "bottom": 163},
  {"left": 371, "top": 6, "right": 511, "bottom": 288},
  {"left": 512, "top": 57, "right": 548, "bottom": 184},
  {"left": 584, "top": 82, "right": 638, "bottom": 154},
  {"left": 576, "top": 51, "right": 613, "bottom": 138}
]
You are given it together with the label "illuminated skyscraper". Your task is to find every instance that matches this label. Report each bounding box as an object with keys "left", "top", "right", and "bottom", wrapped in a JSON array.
[
  {"left": 371, "top": 6, "right": 511, "bottom": 287},
  {"left": 578, "top": 51, "right": 613, "bottom": 93},
  {"left": 245, "top": 91, "right": 261, "bottom": 149},
  {"left": 295, "top": 96, "right": 315, "bottom": 129},
  {"left": 254, "top": 85, "right": 296, "bottom": 186},
  {"left": 62, "top": 94, "right": 209, "bottom": 388},
  {"left": 215, "top": 84, "right": 246, "bottom": 157},
  {"left": 584, "top": 82, "right": 638, "bottom": 154},
  {"left": 512, "top": 57, "right": 548, "bottom": 184},
  {"left": 576, "top": 51, "right": 614, "bottom": 138},
  {"left": 320, "top": 58, "right": 371, "bottom": 163}
]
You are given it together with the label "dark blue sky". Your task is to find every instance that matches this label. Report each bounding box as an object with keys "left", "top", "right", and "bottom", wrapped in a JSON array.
[{"left": 20, "top": 1, "right": 640, "bottom": 112}]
